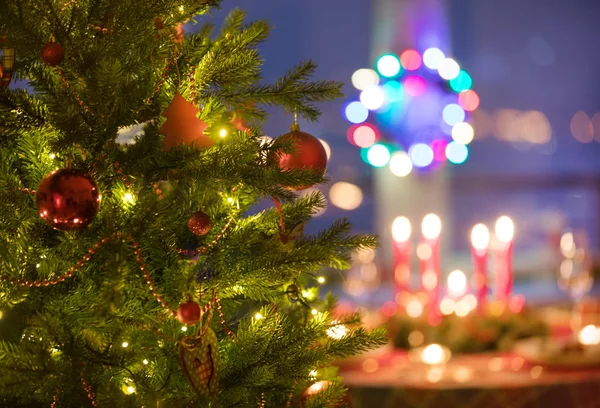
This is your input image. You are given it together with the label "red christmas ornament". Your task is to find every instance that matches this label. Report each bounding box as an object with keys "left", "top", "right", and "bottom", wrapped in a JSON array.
[
  {"left": 297, "top": 381, "right": 352, "bottom": 407},
  {"left": 177, "top": 300, "right": 201, "bottom": 324},
  {"left": 187, "top": 211, "right": 212, "bottom": 236},
  {"left": 273, "top": 125, "right": 327, "bottom": 190},
  {"left": 0, "top": 34, "right": 15, "bottom": 88},
  {"left": 161, "top": 92, "right": 214, "bottom": 151},
  {"left": 36, "top": 168, "right": 101, "bottom": 230},
  {"left": 40, "top": 35, "right": 64, "bottom": 66}
]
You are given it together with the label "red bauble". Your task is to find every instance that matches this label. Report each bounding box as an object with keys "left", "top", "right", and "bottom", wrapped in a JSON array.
[
  {"left": 177, "top": 300, "right": 201, "bottom": 324},
  {"left": 40, "top": 39, "right": 64, "bottom": 66},
  {"left": 36, "top": 168, "right": 101, "bottom": 230},
  {"left": 273, "top": 129, "right": 327, "bottom": 190},
  {"left": 187, "top": 211, "right": 212, "bottom": 236}
]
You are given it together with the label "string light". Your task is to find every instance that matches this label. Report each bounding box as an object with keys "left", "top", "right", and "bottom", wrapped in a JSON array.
[
  {"left": 126, "top": 385, "right": 136, "bottom": 394},
  {"left": 122, "top": 192, "right": 135, "bottom": 205},
  {"left": 122, "top": 341, "right": 129, "bottom": 348},
  {"left": 311, "top": 309, "right": 318, "bottom": 316},
  {"left": 317, "top": 276, "right": 325, "bottom": 284},
  {"left": 219, "top": 128, "right": 227, "bottom": 138},
  {"left": 49, "top": 153, "right": 56, "bottom": 159},
  {"left": 254, "top": 312, "right": 263, "bottom": 320},
  {"left": 309, "top": 369, "right": 318, "bottom": 379},
  {"left": 181, "top": 326, "right": 188, "bottom": 332},
  {"left": 142, "top": 359, "right": 149, "bottom": 365}
]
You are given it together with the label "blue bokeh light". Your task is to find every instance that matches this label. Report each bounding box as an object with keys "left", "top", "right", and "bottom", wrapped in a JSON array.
[
  {"left": 409, "top": 143, "right": 434, "bottom": 168},
  {"left": 445, "top": 142, "right": 469, "bottom": 164},
  {"left": 345, "top": 101, "right": 369, "bottom": 124},
  {"left": 442, "top": 104, "right": 466, "bottom": 126}
]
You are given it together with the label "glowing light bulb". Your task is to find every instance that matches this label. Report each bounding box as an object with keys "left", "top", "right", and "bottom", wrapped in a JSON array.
[
  {"left": 392, "top": 216, "right": 411, "bottom": 243},
  {"left": 421, "top": 214, "right": 441, "bottom": 240},
  {"left": 445, "top": 142, "right": 469, "bottom": 164},
  {"left": 122, "top": 192, "right": 135, "bottom": 205},
  {"left": 447, "top": 270, "right": 467, "bottom": 297},
  {"left": 451, "top": 122, "right": 474, "bottom": 144},
  {"left": 122, "top": 342, "right": 129, "bottom": 348},
  {"left": 126, "top": 385, "right": 136, "bottom": 394},
  {"left": 227, "top": 197, "right": 235, "bottom": 204},
  {"left": 495, "top": 216, "right": 515, "bottom": 243},
  {"left": 579, "top": 325, "right": 600, "bottom": 346},
  {"left": 344, "top": 101, "right": 369, "bottom": 124},
  {"left": 443, "top": 104, "right": 466, "bottom": 126},
  {"left": 317, "top": 276, "right": 326, "bottom": 284},
  {"left": 49, "top": 153, "right": 56, "bottom": 159},
  {"left": 326, "top": 321, "right": 349, "bottom": 339},
  {"left": 143, "top": 359, "right": 149, "bottom": 365},
  {"left": 423, "top": 48, "right": 445, "bottom": 70},
  {"left": 219, "top": 128, "right": 227, "bottom": 138},
  {"left": 254, "top": 312, "right": 263, "bottom": 320},
  {"left": 389, "top": 151, "right": 413, "bottom": 177},
  {"left": 409, "top": 144, "right": 434, "bottom": 168},
  {"left": 351, "top": 68, "right": 379, "bottom": 90},
  {"left": 352, "top": 125, "right": 377, "bottom": 148},
  {"left": 181, "top": 326, "right": 188, "bottom": 332},
  {"left": 311, "top": 309, "right": 318, "bottom": 316},
  {"left": 421, "top": 344, "right": 451, "bottom": 365},
  {"left": 360, "top": 86, "right": 385, "bottom": 110},
  {"left": 376, "top": 54, "right": 401, "bottom": 77},
  {"left": 438, "top": 58, "right": 460, "bottom": 80},
  {"left": 406, "top": 299, "right": 424, "bottom": 318},
  {"left": 471, "top": 224, "right": 490, "bottom": 251},
  {"left": 366, "top": 144, "right": 391, "bottom": 167},
  {"left": 309, "top": 369, "right": 318, "bottom": 380},
  {"left": 329, "top": 182, "right": 363, "bottom": 210}
]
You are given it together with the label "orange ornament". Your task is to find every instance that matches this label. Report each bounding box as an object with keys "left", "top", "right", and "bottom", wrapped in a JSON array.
[{"left": 161, "top": 92, "right": 214, "bottom": 151}]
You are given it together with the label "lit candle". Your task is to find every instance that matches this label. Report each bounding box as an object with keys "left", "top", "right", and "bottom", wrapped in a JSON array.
[
  {"left": 495, "top": 216, "right": 515, "bottom": 303},
  {"left": 471, "top": 224, "right": 490, "bottom": 314},
  {"left": 421, "top": 214, "right": 442, "bottom": 325},
  {"left": 392, "top": 216, "right": 412, "bottom": 304}
]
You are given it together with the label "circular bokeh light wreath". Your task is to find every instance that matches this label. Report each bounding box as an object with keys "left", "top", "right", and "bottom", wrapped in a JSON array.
[{"left": 343, "top": 48, "right": 480, "bottom": 175}]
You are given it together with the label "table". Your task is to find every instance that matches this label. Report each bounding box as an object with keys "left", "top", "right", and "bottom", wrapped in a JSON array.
[{"left": 341, "top": 349, "right": 600, "bottom": 408}]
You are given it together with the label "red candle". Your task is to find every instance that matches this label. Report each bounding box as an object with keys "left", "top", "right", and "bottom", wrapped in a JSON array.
[
  {"left": 471, "top": 223, "right": 490, "bottom": 314},
  {"left": 392, "top": 216, "right": 412, "bottom": 304},
  {"left": 421, "top": 214, "right": 442, "bottom": 325},
  {"left": 494, "top": 216, "right": 515, "bottom": 303}
]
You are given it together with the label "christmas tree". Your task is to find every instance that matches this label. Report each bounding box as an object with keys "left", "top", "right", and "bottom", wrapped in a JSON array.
[{"left": 0, "top": 1, "right": 385, "bottom": 407}]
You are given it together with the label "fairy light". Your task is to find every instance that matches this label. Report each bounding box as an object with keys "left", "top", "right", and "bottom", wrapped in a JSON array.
[
  {"left": 122, "top": 341, "right": 129, "bottom": 348},
  {"left": 49, "top": 153, "right": 56, "bottom": 159},
  {"left": 227, "top": 197, "right": 234, "bottom": 204},
  {"left": 311, "top": 309, "right": 318, "bottom": 316},
  {"left": 178, "top": 5, "right": 184, "bottom": 12},
  {"left": 142, "top": 359, "right": 149, "bottom": 365},
  {"left": 36, "top": 263, "right": 40, "bottom": 268},
  {"left": 181, "top": 326, "right": 188, "bottom": 332},
  {"left": 126, "top": 385, "right": 136, "bottom": 394},
  {"left": 219, "top": 128, "right": 227, "bottom": 138},
  {"left": 326, "top": 321, "right": 349, "bottom": 339},
  {"left": 122, "top": 192, "right": 135, "bottom": 205},
  {"left": 309, "top": 369, "right": 318, "bottom": 380},
  {"left": 317, "top": 276, "right": 326, "bottom": 284},
  {"left": 254, "top": 312, "right": 263, "bottom": 320}
]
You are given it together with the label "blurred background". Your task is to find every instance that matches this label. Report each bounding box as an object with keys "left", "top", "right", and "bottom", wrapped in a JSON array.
[{"left": 204, "top": 0, "right": 600, "bottom": 307}]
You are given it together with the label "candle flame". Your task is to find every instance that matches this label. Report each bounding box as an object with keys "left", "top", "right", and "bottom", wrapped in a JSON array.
[
  {"left": 495, "top": 216, "right": 514, "bottom": 243},
  {"left": 421, "top": 214, "right": 442, "bottom": 240},
  {"left": 471, "top": 224, "right": 490, "bottom": 250},
  {"left": 392, "top": 216, "right": 411, "bottom": 243}
]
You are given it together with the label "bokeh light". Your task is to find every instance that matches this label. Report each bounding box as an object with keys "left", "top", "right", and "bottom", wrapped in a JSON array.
[
  {"left": 445, "top": 142, "right": 469, "bottom": 164},
  {"left": 344, "top": 101, "right": 369, "bottom": 124},
  {"left": 458, "top": 90, "right": 480, "bottom": 111},
  {"left": 351, "top": 68, "right": 379, "bottom": 91},
  {"left": 451, "top": 122, "right": 474, "bottom": 144},
  {"left": 449, "top": 70, "right": 472, "bottom": 93},
  {"left": 570, "top": 111, "right": 593, "bottom": 143},
  {"left": 423, "top": 48, "right": 445, "bottom": 70},
  {"left": 376, "top": 54, "right": 402, "bottom": 78},
  {"left": 431, "top": 139, "right": 449, "bottom": 162},
  {"left": 350, "top": 124, "right": 378, "bottom": 148},
  {"left": 389, "top": 151, "right": 413, "bottom": 177},
  {"left": 409, "top": 143, "right": 434, "bottom": 168},
  {"left": 360, "top": 86, "right": 386, "bottom": 110},
  {"left": 442, "top": 104, "right": 466, "bottom": 126},
  {"left": 400, "top": 49, "right": 422, "bottom": 71},
  {"left": 318, "top": 139, "right": 331, "bottom": 160},
  {"left": 437, "top": 58, "right": 460, "bottom": 80},
  {"left": 329, "top": 182, "right": 363, "bottom": 210},
  {"left": 403, "top": 75, "right": 427, "bottom": 96},
  {"left": 383, "top": 81, "right": 404, "bottom": 102},
  {"left": 367, "top": 144, "right": 391, "bottom": 167}
]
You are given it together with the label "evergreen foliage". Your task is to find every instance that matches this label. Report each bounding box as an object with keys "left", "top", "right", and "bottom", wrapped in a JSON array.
[{"left": 0, "top": 1, "right": 386, "bottom": 406}]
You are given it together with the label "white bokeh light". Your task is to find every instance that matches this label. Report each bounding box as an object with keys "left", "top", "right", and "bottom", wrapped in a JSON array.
[
  {"left": 360, "top": 86, "right": 386, "bottom": 110},
  {"left": 423, "top": 48, "right": 446, "bottom": 70},
  {"left": 351, "top": 68, "right": 380, "bottom": 90},
  {"left": 438, "top": 58, "right": 460, "bottom": 80},
  {"left": 329, "top": 182, "right": 363, "bottom": 210},
  {"left": 389, "top": 151, "right": 413, "bottom": 177}
]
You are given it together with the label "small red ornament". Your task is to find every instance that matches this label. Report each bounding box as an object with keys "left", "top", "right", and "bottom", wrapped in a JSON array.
[
  {"left": 0, "top": 34, "right": 15, "bottom": 87},
  {"left": 272, "top": 125, "right": 327, "bottom": 190},
  {"left": 36, "top": 168, "right": 101, "bottom": 230},
  {"left": 161, "top": 92, "right": 214, "bottom": 151},
  {"left": 187, "top": 211, "right": 212, "bottom": 236},
  {"left": 177, "top": 300, "right": 201, "bottom": 324},
  {"left": 40, "top": 35, "right": 64, "bottom": 67}
]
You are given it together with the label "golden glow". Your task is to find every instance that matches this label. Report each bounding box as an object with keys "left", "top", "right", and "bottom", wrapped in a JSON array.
[
  {"left": 447, "top": 270, "right": 467, "bottom": 298},
  {"left": 416, "top": 243, "right": 432, "bottom": 261},
  {"left": 122, "top": 342, "right": 129, "bottom": 348},
  {"left": 122, "top": 192, "right": 135, "bottom": 205},
  {"left": 392, "top": 216, "right": 411, "bottom": 243},
  {"left": 530, "top": 365, "right": 543, "bottom": 379},
  {"left": 329, "top": 182, "right": 363, "bottom": 211},
  {"left": 317, "top": 276, "right": 326, "bottom": 284},
  {"left": 309, "top": 369, "right": 318, "bottom": 379},
  {"left": 579, "top": 325, "right": 600, "bottom": 345},
  {"left": 408, "top": 330, "right": 424, "bottom": 347},
  {"left": 406, "top": 299, "right": 424, "bottom": 318},
  {"left": 49, "top": 153, "right": 56, "bottom": 159},
  {"left": 311, "top": 309, "right": 318, "bottom": 316},
  {"left": 421, "top": 214, "right": 442, "bottom": 240},
  {"left": 439, "top": 298, "right": 455, "bottom": 315},
  {"left": 453, "top": 365, "right": 474, "bottom": 383},
  {"left": 142, "top": 359, "right": 149, "bottom": 365},
  {"left": 421, "top": 344, "right": 451, "bottom": 365},
  {"left": 254, "top": 312, "right": 263, "bottom": 320},
  {"left": 362, "top": 358, "right": 379, "bottom": 373},
  {"left": 495, "top": 216, "right": 514, "bottom": 242},
  {"left": 422, "top": 270, "right": 438, "bottom": 291},
  {"left": 455, "top": 300, "right": 471, "bottom": 317},
  {"left": 471, "top": 224, "right": 490, "bottom": 250},
  {"left": 426, "top": 367, "right": 444, "bottom": 383},
  {"left": 181, "top": 326, "right": 188, "bottom": 332},
  {"left": 326, "top": 321, "right": 349, "bottom": 339},
  {"left": 126, "top": 385, "right": 136, "bottom": 394},
  {"left": 560, "top": 232, "right": 575, "bottom": 258},
  {"left": 219, "top": 128, "right": 227, "bottom": 138}
]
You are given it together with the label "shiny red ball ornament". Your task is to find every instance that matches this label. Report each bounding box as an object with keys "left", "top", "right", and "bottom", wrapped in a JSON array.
[
  {"left": 177, "top": 300, "right": 201, "bottom": 324},
  {"left": 36, "top": 168, "right": 101, "bottom": 230},
  {"left": 187, "top": 211, "right": 212, "bottom": 236},
  {"left": 273, "top": 126, "right": 327, "bottom": 190},
  {"left": 40, "top": 36, "right": 64, "bottom": 66}
]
